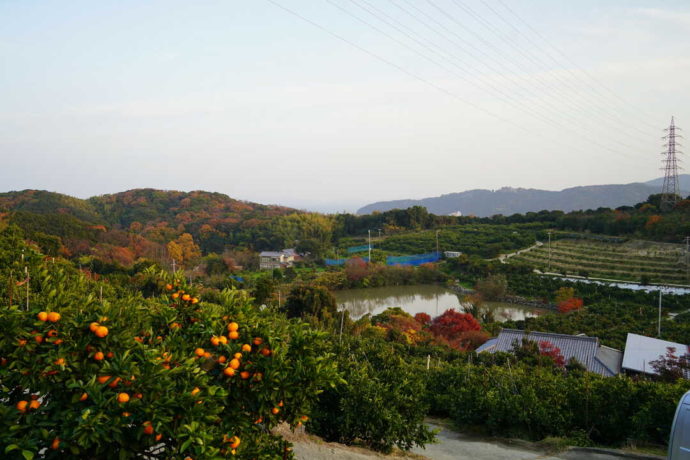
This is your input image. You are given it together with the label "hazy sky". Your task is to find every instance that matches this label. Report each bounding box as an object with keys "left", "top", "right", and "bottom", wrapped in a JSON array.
[{"left": 1, "top": 1, "right": 689, "bottom": 212}]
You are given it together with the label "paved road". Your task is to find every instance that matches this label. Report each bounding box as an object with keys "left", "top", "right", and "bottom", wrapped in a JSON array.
[{"left": 411, "top": 421, "right": 662, "bottom": 460}]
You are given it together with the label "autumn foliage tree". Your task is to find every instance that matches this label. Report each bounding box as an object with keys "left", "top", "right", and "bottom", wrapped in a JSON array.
[
  {"left": 428, "top": 309, "right": 481, "bottom": 342},
  {"left": 166, "top": 232, "right": 201, "bottom": 268},
  {"left": 558, "top": 297, "right": 584, "bottom": 313}
]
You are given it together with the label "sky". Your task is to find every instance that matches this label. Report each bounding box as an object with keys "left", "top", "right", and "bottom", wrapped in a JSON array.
[{"left": 1, "top": 0, "right": 689, "bottom": 213}]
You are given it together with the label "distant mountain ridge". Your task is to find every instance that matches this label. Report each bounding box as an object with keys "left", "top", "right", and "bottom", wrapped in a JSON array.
[{"left": 357, "top": 175, "right": 690, "bottom": 217}]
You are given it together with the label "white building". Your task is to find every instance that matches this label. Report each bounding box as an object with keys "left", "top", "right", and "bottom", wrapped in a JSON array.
[
  {"left": 259, "top": 249, "right": 297, "bottom": 270},
  {"left": 621, "top": 333, "right": 689, "bottom": 377}
]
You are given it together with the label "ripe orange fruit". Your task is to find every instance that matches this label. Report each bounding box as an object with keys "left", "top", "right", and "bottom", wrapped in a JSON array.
[
  {"left": 233, "top": 352, "right": 242, "bottom": 360},
  {"left": 34, "top": 335, "right": 44, "bottom": 344},
  {"left": 47, "top": 329, "right": 58, "bottom": 338},
  {"left": 143, "top": 422, "right": 154, "bottom": 435},
  {"left": 18, "top": 339, "right": 27, "bottom": 347},
  {"left": 253, "top": 337, "right": 263, "bottom": 346},
  {"left": 54, "top": 358, "right": 66, "bottom": 366},
  {"left": 171, "top": 293, "right": 179, "bottom": 299},
  {"left": 106, "top": 351, "right": 114, "bottom": 359},
  {"left": 97, "top": 375, "right": 111, "bottom": 384},
  {"left": 50, "top": 437, "right": 60, "bottom": 450},
  {"left": 218, "top": 355, "right": 227, "bottom": 364},
  {"left": 29, "top": 400, "right": 41, "bottom": 410},
  {"left": 300, "top": 415, "right": 309, "bottom": 422},
  {"left": 37, "top": 311, "right": 48, "bottom": 322},
  {"left": 254, "top": 416, "right": 263, "bottom": 424},
  {"left": 155, "top": 433, "right": 163, "bottom": 441},
  {"left": 191, "top": 297, "right": 199, "bottom": 304},
  {"left": 241, "top": 344, "right": 251, "bottom": 352},
  {"left": 194, "top": 348, "right": 205, "bottom": 357},
  {"left": 108, "top": 377, "right": 121, "bottom": 388},
  {"left": 94, "top": 352, "right": 104, "bottom": 361},
  {"left": 228, "top": 331, "right": 239, "bottom": 340},
  {"left": 229, "top": 358, "right": 240, "bottom": 370},
  {"left": 278, "top": 400, "right": 284, "bottom": 407},
  {"left": 47, "top": 312, "right": 61, "bottom": 322},
  {"left": 210, "top": 337, "right": 220, "bottom": 347},
  {"left": 134, "top": 393, "right": 143, "bottom": 400},
  {"left": 271, "top": 407, "right": 280, "bottom": 415},
  {"left": 53, "top": 339, "right": 63, "bottom": 345},
  {"left": 89, "top": 322, "right": 100, "bottom": 333},
  {"left": 240, "top": 371, "right": 250, "bottom": 380},
  {"left": 95, "top": 326, "right": 109, "bottom": 338},
  {"left": 122, "top": 411, "right": 132, "bottom": 417},
  {"left": 218, "top": 335, "right": 228, "bottom": 345},
  {"left": 165, "top": 284, "right": 173, "bottom": 290},
  {"left": 16, "top": 400, "right": 28, "bottom": 412},
  {"left": 260, "top": 348, "right": 272, "bottom": 357},
  {"left": 191, "top": 387, "right": 200, "bottom": 396},
  {"left": 227, "top": 322, "right": 239, "bottom": 332},
  {"left": 182, "top": 294, "right": 191, "bottom": 302},
  {"left": 223, "top": 367, "right": 236, "bottom": 377},
  {"left": 203, "top": 351, "right": 211, "bottom": 359},
  {"left": 80, "top": 393, "right": 88, "bottom": 401},
  {"left": 117, "top": 393, "right": 130, "bottom": 403},
  {"left": 230, "top": 436, "right": 241, "bottom": 449}
]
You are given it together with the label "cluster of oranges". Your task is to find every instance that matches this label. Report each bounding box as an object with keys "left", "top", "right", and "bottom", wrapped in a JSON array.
[
  {"left": 37, "top": 311, "right": 61, "bottom": 323},
  {"left": 166, "top": 283, "right": 199, "bottom": 304},
  {"left": 27, "top": 311, "right": 64, "bottom": 348},
  {"left": 16, "top": 396, "right": 41, "bottom": 413},
  {"left": 89, "top": 321, "right": 109, "bottom": 338}
]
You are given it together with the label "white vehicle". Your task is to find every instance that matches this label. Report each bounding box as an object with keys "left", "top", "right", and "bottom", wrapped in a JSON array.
[{"left": 669, "top": 390, "right": 690, "bottom": 459}]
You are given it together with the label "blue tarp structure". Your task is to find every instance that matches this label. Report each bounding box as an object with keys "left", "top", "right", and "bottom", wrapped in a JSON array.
[
  {"left": 386, "top": 252, "right": 441, "bottom": 266},
  {"left": 325, "top": 256, "right": 370, "bottom": 266},
  {"left": 230, "top": 275, "right": 245, "bottom": 283},
  {"left": 346, "top": 244, "right": 371, "bottom": 254}
]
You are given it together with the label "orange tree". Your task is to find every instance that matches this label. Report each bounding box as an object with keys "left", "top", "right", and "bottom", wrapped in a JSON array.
[
  {"left": 308, "top": 336, "right": 435, "bottom": 453},
  {"left": 0, "top": 234, "right": 340, "bottom": 459}
]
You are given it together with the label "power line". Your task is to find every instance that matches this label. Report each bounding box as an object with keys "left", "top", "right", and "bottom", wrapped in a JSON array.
[
  {"left": 453, "top": 0, "right": 658, "bottom": 139},
  {"left": 492, "top": 0, "right": 661, "bottom": 131},
  {"left": 422, "top": 0, "right": 653, "bottom": 143},
  {"left": 348, "top": 0, "right": 646, "bottom": 154},
  {"left": 266, "top": 0, "right": 649, "bottom": 161}
]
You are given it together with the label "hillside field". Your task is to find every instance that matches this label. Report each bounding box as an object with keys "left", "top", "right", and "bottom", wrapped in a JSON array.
[{"left": 508, "top": 237, "right": 689, "bottom": 285}]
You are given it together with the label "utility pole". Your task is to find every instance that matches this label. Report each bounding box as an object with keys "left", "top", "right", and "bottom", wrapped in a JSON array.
[
  {"left": 660, "top": 117, "right": 683, "bottom": 211},
  {"left": 547, "top": 231, "right": 552, "bottom": 272},
  {"left": 171, "top": 259, "right": 176, "bottom": 274},
  {"left": 368, "top": 229, "right": 371, "bottom": 263},
  {"left": 685, "top": 236, "right": 690, "bottom": 283},
  {"left": 658, "top": 289, "right": 663, "bottom": 338}
]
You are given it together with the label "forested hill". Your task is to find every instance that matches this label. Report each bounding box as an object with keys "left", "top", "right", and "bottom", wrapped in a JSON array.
[
  {"left": 358, "top": 177, "right": 690, "bottom": 217},
  {"left": 0, "top": 189, "right": 298, "bottom": 263}
]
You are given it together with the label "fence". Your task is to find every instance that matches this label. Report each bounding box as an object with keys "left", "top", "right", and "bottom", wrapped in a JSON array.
[
  {"left": 346, "top": 244, "right": 371, "bottom": 254},
  {"left": 386, "top": 252, "right": 441, "bottom": 266},
  {"left": 325, "top": 256, "right": 370, "bottom": 266}
]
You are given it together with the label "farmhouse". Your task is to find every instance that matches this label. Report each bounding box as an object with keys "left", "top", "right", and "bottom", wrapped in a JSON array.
[
  {"left": 477, "top": 329, "right": 622, "bottom": 377},
  {"left": 259, "top": 249, "right": 297, "bottom": 270}
]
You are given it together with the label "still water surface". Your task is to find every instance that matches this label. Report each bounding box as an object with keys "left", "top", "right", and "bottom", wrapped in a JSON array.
[{"left": 334, "top": 285, "right": 545, "bottom": 321}]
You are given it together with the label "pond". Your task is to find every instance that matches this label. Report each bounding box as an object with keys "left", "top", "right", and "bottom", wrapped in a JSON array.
[{"left": 334, "top": 285, "right": 546, "bottom": 321}]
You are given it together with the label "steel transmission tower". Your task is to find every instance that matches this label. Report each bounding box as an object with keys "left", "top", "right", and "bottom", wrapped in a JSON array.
[{"left": 660, "top": 117, "right": 683, "bottom": 210}]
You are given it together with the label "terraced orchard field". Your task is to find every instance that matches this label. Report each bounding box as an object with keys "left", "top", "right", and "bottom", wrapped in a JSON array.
[{"left": 509, "top": 238, "right": 689, "bottom": 285}]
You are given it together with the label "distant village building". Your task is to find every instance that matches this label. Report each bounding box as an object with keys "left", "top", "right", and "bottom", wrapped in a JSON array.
[
  {"left": 621, "top": 333, "right": 689, "bottom": 378},
  {"left": 443, "top": 251, "right": 462, "bottom": 258},
  {"left": 259, "top": 249, "right": 297, "bottom": 270},
  {"left": 477, "top": 329, "right": 622, "bottom": 377},
  {"left": 448, "top": 211, "right": 462, "bottom": 217}
]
